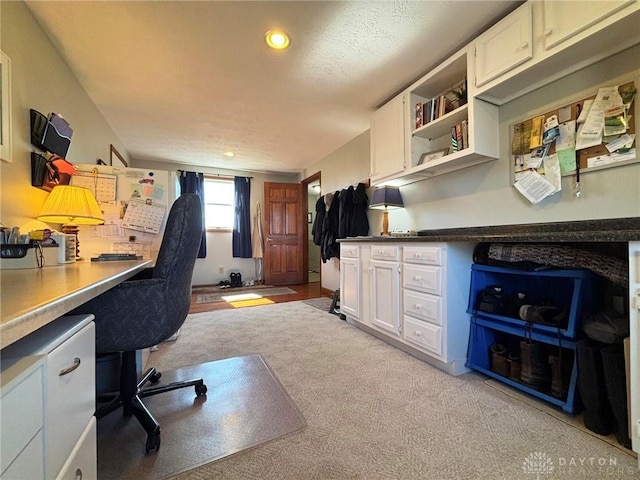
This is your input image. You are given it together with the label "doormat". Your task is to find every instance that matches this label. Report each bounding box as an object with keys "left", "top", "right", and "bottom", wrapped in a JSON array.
[
  {"left": 196, "top": 287, "right": 296, "bottom": 304},
  {"left": 302, "top": 297, "right": 334, "bottom": 312}
]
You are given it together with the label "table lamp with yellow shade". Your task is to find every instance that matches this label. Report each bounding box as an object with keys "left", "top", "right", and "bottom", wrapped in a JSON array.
[
  {"left": 37, "top": 185, "right": 104, "bottom": 260},
  {"left": 369, "top": 186, "right": 404, "bottom": 237}
]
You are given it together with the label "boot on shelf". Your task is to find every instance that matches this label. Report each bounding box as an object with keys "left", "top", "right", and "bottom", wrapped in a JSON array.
[
  {"left": 549, "top": 350, "right": 572, "bottom": 400},
  {"left": 490, "top": 343, "right": 509, "bottom": 377},
  {"left": 520, "top": 340, "right": 550, "bottom": 390},
  {"left": 600, "top": 343, "right": 632, "bottom": 449},
  {"left": 576, "top": 339, "right": 614, "bottom": 435}
]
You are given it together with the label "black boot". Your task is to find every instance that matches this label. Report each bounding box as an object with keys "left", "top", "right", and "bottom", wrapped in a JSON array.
[
  {"left": 576, "top": 339, "right": 614, "bottom": 435},
  {"left": 520, "top": 340, "right": 550, "bottom": 390},
  {"left": 601, "top": 343, "right": 632, "bottom": 449}
]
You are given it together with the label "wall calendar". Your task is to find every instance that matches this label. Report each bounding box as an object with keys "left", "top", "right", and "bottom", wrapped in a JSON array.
[{"left": 121, "top": 198, "right": 166, "bottom": 234}]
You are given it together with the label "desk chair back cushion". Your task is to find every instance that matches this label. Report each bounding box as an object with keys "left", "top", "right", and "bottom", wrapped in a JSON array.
[{"left": 76, "top": 193, "right": 202, "bottom": 353}]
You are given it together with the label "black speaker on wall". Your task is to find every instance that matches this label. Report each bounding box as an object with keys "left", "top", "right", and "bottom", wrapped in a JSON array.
[{"left": 30, "top": 109, "right": 73, "bottom": 158}]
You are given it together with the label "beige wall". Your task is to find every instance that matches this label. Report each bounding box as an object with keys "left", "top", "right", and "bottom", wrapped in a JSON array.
[{"left": 0, "top": 1, "right": 129, "bottom": 232}]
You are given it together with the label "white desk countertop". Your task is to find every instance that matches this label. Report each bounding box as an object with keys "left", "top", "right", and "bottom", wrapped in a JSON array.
[{"left": 0, "top": 259, "right": 151, "bottom": 349}]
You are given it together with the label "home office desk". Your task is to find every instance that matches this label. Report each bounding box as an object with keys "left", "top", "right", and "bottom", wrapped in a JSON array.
[
  {"left": 1, "top": 259, "right": 151, "bottom": 349},
  {"left": 0, "top": 259, "right": 150, "bottom": 479}
]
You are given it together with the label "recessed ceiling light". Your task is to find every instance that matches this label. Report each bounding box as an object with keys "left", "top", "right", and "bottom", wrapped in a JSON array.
[
  {"left": 265, "top": 30, "right": 290, "bottom": 50},
  {"left": 222, "top": 151, "right": 236, "bottom": 158}
]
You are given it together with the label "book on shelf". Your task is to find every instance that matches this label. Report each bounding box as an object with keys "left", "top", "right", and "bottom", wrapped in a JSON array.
[
  {"left": 451, "top": 126, "right": 459, "bottom": 152},
  {"left": 461, "top": 119, "right": 469, "bottom": 150},
  {"left": 415, "top": 103, "right": 423, "bottom": 129},
  {"left": 456, "top": 124, "right": 463, "bottom": 151}
]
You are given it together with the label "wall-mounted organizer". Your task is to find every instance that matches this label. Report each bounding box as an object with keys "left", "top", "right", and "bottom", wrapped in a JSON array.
[
  {"left": 30, "top": 109, "right": 73, "bottom": 158},
  {"left": 465, "top": 264, "right": 602, "bottom": 413}
]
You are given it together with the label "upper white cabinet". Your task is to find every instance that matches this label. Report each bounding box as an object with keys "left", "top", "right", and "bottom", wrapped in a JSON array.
[
  {"left": 474, "top": 2, "right": 532, "bottom": 88},
  {"left": 370, "top": 94, "right": 407, "bottom": 184},
  {"left": 542, "top": 0, "right": 634, "bottom": 50},
  {"left": 475, "top": 0, "right": 640, "bottom": 104}
]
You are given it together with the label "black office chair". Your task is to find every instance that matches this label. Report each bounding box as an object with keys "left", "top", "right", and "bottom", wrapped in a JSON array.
[{"left": 73, "top": 193, "right": 206, "bottom": 452}]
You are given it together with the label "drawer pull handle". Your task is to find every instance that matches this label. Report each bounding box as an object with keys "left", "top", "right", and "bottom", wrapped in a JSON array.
[
  {"left": 415, "top": 304, "right": 422, "bottom": 310},
  {"left": 75, "top": 468, "right": 83, "bottom": 480},
  {"left": 414, "top": 253, "right": 422, "bottom": 258},
  {"left": 414, "top": 275, "right": 422, "bottom": 281},
  {"left": 59, "top": 357, "right": 81, "bottom": 376},
  {"left": 415, "top": 330, "right": 421, "bottom": 336}
]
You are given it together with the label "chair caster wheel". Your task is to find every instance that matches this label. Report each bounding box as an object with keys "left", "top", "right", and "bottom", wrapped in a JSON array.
[
  {"left": 195, "top": 384, "right": 208, "bottom": 396},
  {"left": 149, "top": 371, "right": 162, "bottom": 384},
  {"left": 146, "top": 430, "right": 161, "bottom": 453}
]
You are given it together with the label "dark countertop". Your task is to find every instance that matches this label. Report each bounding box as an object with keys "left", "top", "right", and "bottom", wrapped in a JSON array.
[{"left": 339, "top": 217, "right": 640, "bottom": 243}]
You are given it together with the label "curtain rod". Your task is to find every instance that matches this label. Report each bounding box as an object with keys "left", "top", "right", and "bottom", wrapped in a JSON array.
[{"left": 178, "top": 170, "right": 253, "bottom": 180}]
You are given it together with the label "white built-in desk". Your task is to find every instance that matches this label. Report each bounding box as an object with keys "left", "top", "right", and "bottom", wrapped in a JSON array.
[{"left": 0, "top": 259, "right": 150, "bottom": 479}]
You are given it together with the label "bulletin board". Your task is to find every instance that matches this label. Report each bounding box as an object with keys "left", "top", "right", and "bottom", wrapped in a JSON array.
[{"left": 511, "top": 81, "right": 637, "bottom": 178}]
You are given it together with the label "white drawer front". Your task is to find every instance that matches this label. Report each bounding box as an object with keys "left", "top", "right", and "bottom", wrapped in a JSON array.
[
  {"left": 404, "top": 290, "right": 442, "bottom": 325},
  {"left": 403, "top": 246, "right": 442, "bottom": 265},
  {"left": 56, "top": 417, "right": 97, "bottom": 480},
  {"left": 0, "top": 362, "right": 44, "bottom": 475},
  {"left": 1, "top": 430, "right": 44, "bottom": 480},
  {"left": 404, "top": 316, "right": 442, "bottom": 355},
  {"left": 46, "top": 322, "right": 95, "bottom": 479},
  {"left": 341, "top": 245, "right": 360, "bottom": 258},
  {"left": 403, "top": 264, "right": 442, "bottom": 295},
  {"left": 371, "top": 245, "right": 399, "bottom": 261}
]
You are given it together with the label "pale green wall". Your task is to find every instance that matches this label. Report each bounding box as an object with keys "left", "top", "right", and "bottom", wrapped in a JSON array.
[{"left": 0, "top": 1, "right": 128, "bottom": 232}]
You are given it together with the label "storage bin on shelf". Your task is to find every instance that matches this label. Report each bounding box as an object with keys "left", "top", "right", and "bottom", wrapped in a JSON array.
[{"left": 467, "top": 264, "right": 600, "bottom": 339}]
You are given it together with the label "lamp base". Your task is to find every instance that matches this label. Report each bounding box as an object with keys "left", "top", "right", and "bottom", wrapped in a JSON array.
[
  {"left": 61, "top": 224, "right": 81, "bottom": 260},
  {"left": 381, "top": 209, "right": 390, "bottom": 237}
]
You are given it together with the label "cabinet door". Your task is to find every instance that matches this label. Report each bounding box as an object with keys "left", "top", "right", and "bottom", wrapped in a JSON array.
[
  {"left": 474, "top": 2, "right": 532, "bottom": 88},
  {"left": 370, "top": 260, "right": 401, "bottom": 335},
  {"left": 629, "top": 241, "right": 640, "bottom": 464},
  {"left": 340, "top": 258, "right": 360, "bottom": 319},
  {"left": 542, "top": 0, "right": 633, "bottom": 50},
  {"left": 370, "top": 95, "right": 406, "bottom": 182}
]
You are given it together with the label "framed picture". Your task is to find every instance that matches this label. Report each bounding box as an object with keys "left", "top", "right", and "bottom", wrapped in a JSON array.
[
  {"left": 417, "top": 148, "right": 449, "bottom": 165},
  {"left": 307, "top": 212, "right": 313, "bottom": 223},
  {"left": 110, "top": 144, "right": 128, "bottom": 167},
  {"left": 1, "top": 51, "right": 12, "bottom": 163}
]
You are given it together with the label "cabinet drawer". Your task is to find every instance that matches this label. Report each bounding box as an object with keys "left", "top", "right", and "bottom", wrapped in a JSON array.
[
  {"left": 46, "top": 322, "right": 95, "bottom": 478},
  {"left": 403, "top": 246, "right": 442, "bottom": 265},
  {"left": 403, "top": 264, "right": 442, "bottom": 295},
  {"left": 404, "top": 316, "right": 442, "bottom": 355},
  {"left": 404, "top": 290, "right": 442, "bottom": 325},
  {"left": 56, "top": 417, "right": 97, "bottom": 480},
  {"left": 371, "top": 245, "right": 399, "bottom": 261},
  {"left": 1, "top": 430, "right": 44, "bottom": 480},
  {"left": 0, "top": 359, "right": 44, "bottom": 476},
  {"left": 341, "top": 245, "right": 360, "bottom": 258}
]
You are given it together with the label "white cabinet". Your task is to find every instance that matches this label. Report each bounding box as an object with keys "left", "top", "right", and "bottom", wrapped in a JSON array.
[
  {"left": 340, "top": 245, "right": 361, "bottom": 319},
  {"left": 370, "top": 268, "right": 401, "bottom": 336},
  {"left": 474, "top": 2, "right": 532, "bottom": 88},
  {"left": 341, "top": 241, "right": 474, "bottom": 376},
  {"left": 542, "top": 0, "right": 633, "bottom": 50},
  {"left": 475, "top": 0, "right": 640, "bottom": 105},
  {"left": 399, "top": 47, "right": 499, "bottom": 185},
  {"left": 370, "top": 93, "right": 407, "bottom": 184},
  {"left": 401, "top": 244, "right": 474, "bottom": 374},
  {"left": 1, "top": 315, "right": 96, "bottom": 479},
  {"left": 340, "top": 243, "right": 371, "bottom": 325},
  {"left": 0, "top": 357, "right": 45, "bottom": 479}
]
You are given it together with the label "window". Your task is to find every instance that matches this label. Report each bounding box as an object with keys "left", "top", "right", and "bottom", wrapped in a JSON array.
[{"left": 203, "top": 177, "right": 234, "bottom": 230}]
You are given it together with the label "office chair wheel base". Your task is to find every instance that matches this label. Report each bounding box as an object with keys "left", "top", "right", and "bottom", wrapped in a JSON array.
[
  {"left": 149, "top": 371, "right": 162, "bottom": 384},
  {"left": 195, "top": 384, "right": 208, "bottom": 396},
  {"left": 146, "top": 431, "right": 161, "bottom": 453}
]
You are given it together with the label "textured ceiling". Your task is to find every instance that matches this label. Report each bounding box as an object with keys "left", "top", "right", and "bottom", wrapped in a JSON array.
[{"left": 25, "top": 1, "right": 519, "bottom": 174}]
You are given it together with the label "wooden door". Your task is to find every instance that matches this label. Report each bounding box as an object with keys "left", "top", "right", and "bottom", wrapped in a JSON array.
[
  {"left": 629, "top": 241, "right": 640, "bottom": 464},
  {"left": 263, "top": 182, "right": 304, "bottom": 285}
]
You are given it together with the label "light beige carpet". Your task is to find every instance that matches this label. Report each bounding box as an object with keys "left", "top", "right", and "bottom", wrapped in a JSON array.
[
  {"left": 97, "top": 355, "right": 306, "bottom": 480},
  {"left": 134, "top": 302, "right": 639, "bottom": 479}
]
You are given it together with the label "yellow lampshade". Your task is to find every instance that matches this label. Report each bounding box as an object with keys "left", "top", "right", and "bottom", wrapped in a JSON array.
[{"left": 37, "top": 185, "right": 104, "bottom": 225}]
